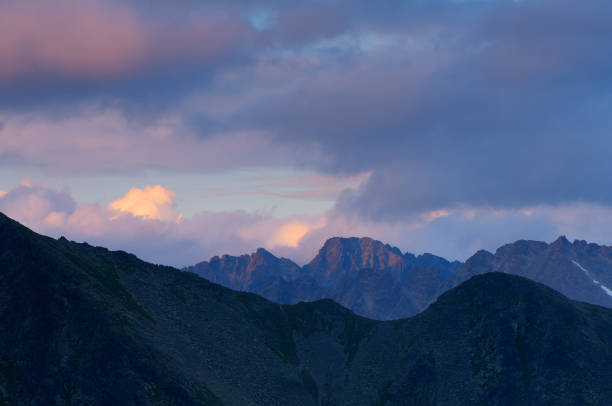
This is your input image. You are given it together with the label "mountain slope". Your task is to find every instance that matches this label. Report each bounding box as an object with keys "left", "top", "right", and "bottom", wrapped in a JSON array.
[
  {"left": 452, "top": 236, "right": 612, "bottom": 308},
  {"left": 2, "top": 213, "right": 612, "bottom": 405}
]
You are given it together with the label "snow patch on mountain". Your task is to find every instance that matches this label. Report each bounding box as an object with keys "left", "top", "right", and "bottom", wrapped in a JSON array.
[{"left": 572, "top": 260, "right": 612, "bottom": 298}]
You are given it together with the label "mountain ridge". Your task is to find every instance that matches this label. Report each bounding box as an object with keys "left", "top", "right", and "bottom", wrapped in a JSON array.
[
  {"left": 187, "top": 235, "right": 612, "bottom": 319},
  {"left": 186, "top": 236, "right": 460, "bottom": 319},
  {"left": 2, "top": 211, "right": 612, "bottom": 405}
]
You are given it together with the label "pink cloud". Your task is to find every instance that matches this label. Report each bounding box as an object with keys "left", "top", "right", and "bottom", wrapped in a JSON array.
[
  {"left": 0, "top": 0, "right": 253, "bottom": 81},
  {"left": 0, "top": 107, "right": 293, "bottom": 172},
  {"left": 0, "top": 0, "right": 146, "bottom": 79},
  {"left": 0, "top": 182, "right": 329, "bottom": 265},
  {"left": 4, "top": 182, "right": 612, "bottom": 268}
]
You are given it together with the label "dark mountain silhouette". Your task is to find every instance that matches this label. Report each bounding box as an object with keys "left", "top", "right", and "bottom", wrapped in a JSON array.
[
  {"left": 2, "top": 212, "right": 612, "bottom": 405},
  {"left": 186, "top": 237, "right": 460, "bottom": 319}
]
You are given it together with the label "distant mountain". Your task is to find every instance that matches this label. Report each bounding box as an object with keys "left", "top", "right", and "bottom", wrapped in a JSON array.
[
  {"left": 2, "top": 212, "right": 612, "bottom": 405},
  {"left": 187, "top": 236, "right": 461, "bottom": 319},
  {"left": 452, "top": 236, "right": 612, "bottom": 308},
  {"left": 303, "top": 237, "right": 408, "bottom": 286},
  {"left": 185, "top": 247, "right": 302, "bottom": 291},
  {"left": 189, "top": 235, "right": 612, "bottom": 319}
]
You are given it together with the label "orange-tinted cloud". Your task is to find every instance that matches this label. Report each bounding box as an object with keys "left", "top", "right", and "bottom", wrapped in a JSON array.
[
  {"left": 421, "top": 209, "right": 450, "bottom": 222},
  {"left": 19, "top": 178, "right": 34, "bottom": 187},
  {"left": 109, "top": 185, "right": 182, "bottom": 222},
  {"left": 270, "top": 222, "right": 311, "bottom": 248}
]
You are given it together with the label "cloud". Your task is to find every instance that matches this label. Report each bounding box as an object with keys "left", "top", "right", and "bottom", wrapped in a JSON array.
[
  {"left": 0, "top": 107, "right": 294, "bottom": 172},
  {"left": 109, "top": 185, "right": 182, "bottom": 222},
  {"left": 2, "top": 0, "right": 612, "bottom": 256},
  {"left": 0, "top": 0, "right": 253, "bottom": 82},
  {"left": 0, "top": 182, "right": 76, "bottom": 227},
  {"left": 224, "top": 0, "right": 612, "bottom": 218},
  {"left": 0, "top": 182, "right": 327, "bottom": 266},
  {"left": 0, "top": 0, "right": 146, "bottom": 81},
  {"left": 422, "top": 210, "right": 451, "bottom": 223},
  {"left": 4, "top": 182, "right": 612, "bottom": 267},
  {"left": 206, "top": 172, "right": 371, "bottom": 202},
  {"left": 271, "top": 222, "right": 311, "bottom": 247}
]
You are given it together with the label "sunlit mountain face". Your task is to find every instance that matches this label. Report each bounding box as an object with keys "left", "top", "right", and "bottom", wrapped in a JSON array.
[{"left": 2, "top": 0, "right": 612, "bottom": 268}]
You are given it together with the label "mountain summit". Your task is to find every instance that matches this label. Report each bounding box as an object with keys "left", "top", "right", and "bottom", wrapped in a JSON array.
[{"left": 304, "top": 236, "right": 407, "bottom": 286}]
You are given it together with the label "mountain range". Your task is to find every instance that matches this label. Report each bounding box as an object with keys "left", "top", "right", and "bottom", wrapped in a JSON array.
[
  {"left": 186, "top": 236, "right": 612, "bottom": 320},
  {"left": 1, "top": 212, "right": 612, "bottom": 405},
  {"left": 185, "top": 237, "right": 461, "bottom": 319}
]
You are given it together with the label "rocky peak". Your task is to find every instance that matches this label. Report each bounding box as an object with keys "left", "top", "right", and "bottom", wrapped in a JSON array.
[
  {"left": 550, "top": 235, "right": 572, "bottom": 250},
  {"left": 305, "top": 237, "right": 407, "bottom": 286},
  {"left": 186, "top": 248, "right": 300, "bottom": 291},
  {"left": 466, "top": 249, "right": 495, "bottom": 266}
]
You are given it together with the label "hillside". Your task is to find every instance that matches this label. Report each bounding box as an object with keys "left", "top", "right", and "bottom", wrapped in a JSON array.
[{"left": 1, "top": 213, "right": 612, "bottom": 405}]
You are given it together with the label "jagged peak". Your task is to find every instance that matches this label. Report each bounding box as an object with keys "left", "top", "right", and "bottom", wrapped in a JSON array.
[
  {"left": 552, "top": 235, "right": 571, "bottom": 246},
  {"left": 461, "top": 249, "right": 494, "bottom": 268},
  {"left": 319, "top": 236, "right": 402, "bottom": 255},
  {"left": 254, "top": 247, "right": 276, "bottom": 258},
  {"left": 472, "top": 249, "right": 494, "bottom": 258}
]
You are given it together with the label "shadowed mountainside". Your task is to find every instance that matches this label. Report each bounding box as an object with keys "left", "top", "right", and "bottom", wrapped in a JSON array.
[{"left": 1, "top": 212, "right": 612, "bottom": 405}]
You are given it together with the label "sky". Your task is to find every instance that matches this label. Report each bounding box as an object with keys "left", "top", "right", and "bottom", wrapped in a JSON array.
[{"left": 1, "top": 0, "right": 612, "bottom": 267}]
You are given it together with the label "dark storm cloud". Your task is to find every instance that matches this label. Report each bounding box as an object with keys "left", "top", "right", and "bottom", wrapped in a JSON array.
[
  {"left": 226, "top": 0, "right": 612, "bottom": 218},
  {"left": 3, "top": 0, "right": 612, "bottom": 220},
  {"left": 0, "top": 0, "right": 469, "bottom": 109}
]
